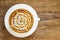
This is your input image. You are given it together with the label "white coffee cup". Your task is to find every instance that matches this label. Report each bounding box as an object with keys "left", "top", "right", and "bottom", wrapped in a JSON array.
[{"left": 4, "top": 4, "right": 40, "bottom": 38}]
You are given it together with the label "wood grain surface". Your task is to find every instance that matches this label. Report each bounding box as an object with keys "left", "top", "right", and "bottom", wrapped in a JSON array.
[{"left": 0, "top": 0, "right": 60, "bottom": 40}]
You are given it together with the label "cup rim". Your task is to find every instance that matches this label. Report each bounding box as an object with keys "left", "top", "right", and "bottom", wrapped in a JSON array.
[{"left": 4, "top": 4, "right": 40, "bottom": 38}]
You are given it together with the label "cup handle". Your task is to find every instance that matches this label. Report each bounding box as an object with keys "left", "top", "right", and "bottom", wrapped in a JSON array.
[{"left": 38, "top": 18, "right": 40, "bottom": 21}]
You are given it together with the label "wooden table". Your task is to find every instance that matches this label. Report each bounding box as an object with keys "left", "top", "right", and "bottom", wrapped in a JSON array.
[{"left": 0, "top": 0, "right": 60, "bottom": 40}]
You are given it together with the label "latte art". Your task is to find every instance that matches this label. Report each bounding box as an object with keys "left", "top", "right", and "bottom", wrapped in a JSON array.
[{"left": 9, "top": 9, "right": 34, "bottom": 33}]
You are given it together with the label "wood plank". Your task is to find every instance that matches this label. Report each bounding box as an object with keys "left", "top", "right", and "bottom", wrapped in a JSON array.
[{"left": 0, "top": 0, "right": 60, "bottom": 40}]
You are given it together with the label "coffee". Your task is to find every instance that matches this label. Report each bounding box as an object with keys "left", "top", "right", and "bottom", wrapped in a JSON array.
[{"left": 9, "top": 9, "right": 34, "bottom": 33}]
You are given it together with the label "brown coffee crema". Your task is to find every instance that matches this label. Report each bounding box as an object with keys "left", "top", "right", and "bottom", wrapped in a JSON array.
[{"left": 9, "top": 9, "right": 34, "bottom": 33}]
